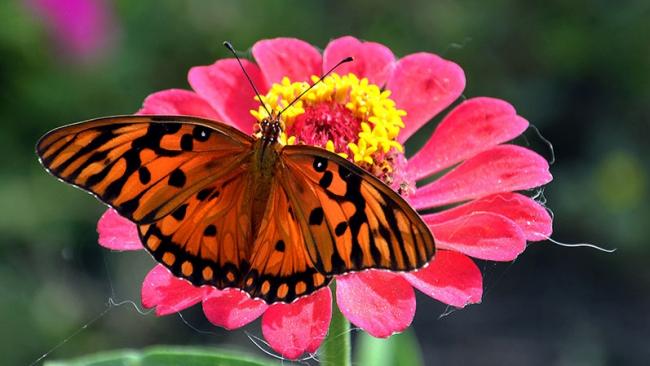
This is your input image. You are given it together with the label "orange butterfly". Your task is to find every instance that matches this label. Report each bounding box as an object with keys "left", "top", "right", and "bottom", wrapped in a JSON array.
[{"left": 36, "top": 46, "right": 435, "bottom": 304}]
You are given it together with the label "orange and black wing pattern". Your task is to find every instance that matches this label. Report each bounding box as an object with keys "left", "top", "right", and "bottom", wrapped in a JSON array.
[
  {"left": 279, "top": 145, "right": 435, "bottom": 276},
  {"left": 242, "top": 178, "right": 331, "bottom": 303},
  {"left": 137, "top": 168, "right": 257, "bottom": 290},
  {"left": 37, "top": 115, "right": 258, "bottom": 290},
  {"left": 37, "top": 115, "right": 254, "bottom": 223}
]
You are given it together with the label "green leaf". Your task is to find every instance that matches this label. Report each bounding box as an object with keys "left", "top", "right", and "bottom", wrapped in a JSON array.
[
  {"left": 355, "top": 330, "right": 424, "bottom": 366},
  {"left": 44, "top": 346, "right": 277, "bottom": 366}
]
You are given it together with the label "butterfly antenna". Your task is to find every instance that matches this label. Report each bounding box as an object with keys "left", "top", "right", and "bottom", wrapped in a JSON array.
[
  {"left": 223, "top": 41, "right": 273, "bottom": 118},
  {"left": 278, "top": 56, "right": 354, "bottom": 118}
]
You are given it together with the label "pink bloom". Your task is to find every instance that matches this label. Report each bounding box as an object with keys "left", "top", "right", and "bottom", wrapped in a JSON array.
[
  {"left": 25, "top": 0, "right": 116, "bottom": 61},
  {"left": 98, "top": 36, "right": 553, "bottom": 359}
]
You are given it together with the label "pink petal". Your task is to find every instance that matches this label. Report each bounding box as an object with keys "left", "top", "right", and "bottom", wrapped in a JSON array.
[
  {"left": 137, "top": 89, "right": 222, "bottom": 120},
  {"left": 261, "top": 287, "right": 332, "bottom": 359},
  {"left": 188, "top": 59, "right": 266, "bottom": 134},
  {"left": 407, "top": 97, "right": 529, "bottom": 180},
  {"left": 387, "top": 52, "right": 466, "bottom": 144},
  {"left": 141, "top": 265, "right": 206, "bottom": 316},
  {"left": 411, "top": 145, "right": 552, "bottom": 210},
  {"left": 322, "top": 36, "right": 395, "bottom": 86},
  {"left": 424, "top": 193, "right": 552, "bottom": 241},
  {"left": 252, "top": 38, "right": 322, "bottom": 84},
  {"left": 97, "top": 208, "right": 142, "bottom": 251},
  {"left": 202, "top": 288, "right": 268, "bottom": 330},
  {"left": 336, "top": 271, "right": 415, "bottom": 338},
  {"left": 430, "top": 212, "right": 526, "bottom": 261},
  {"left": 404, "top": 250, "right": 482, "bottom": 308}
]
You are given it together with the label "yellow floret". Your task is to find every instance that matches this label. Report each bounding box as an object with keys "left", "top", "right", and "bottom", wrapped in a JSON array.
[{"left": 251, "top": 73, "right": 406, "bottom": 165}]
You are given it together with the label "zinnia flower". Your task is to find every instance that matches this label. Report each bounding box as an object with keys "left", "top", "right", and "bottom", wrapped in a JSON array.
[
  {"left": 25, "top": 0, "right": 116, "bottom": 61},
  {"left": 98, "top": 36, "right": 553, "bottom": 359}
]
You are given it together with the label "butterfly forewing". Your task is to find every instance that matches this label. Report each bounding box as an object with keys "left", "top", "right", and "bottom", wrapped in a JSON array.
[
  {"left": 279, "top": 145, "right": 436, "bottom": 276},
  {"left": 37, "top": 115, "right": 254, "bottom": 223}
]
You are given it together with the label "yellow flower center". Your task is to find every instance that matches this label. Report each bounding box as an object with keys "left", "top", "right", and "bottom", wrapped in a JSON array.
[{"left": 251, "top": 73, "right": 406, "bottom": 170}]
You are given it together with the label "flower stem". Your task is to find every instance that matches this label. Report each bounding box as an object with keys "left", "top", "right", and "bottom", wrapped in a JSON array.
[{"left": 321, "top": 281, "right": 351, "bottom": 366}]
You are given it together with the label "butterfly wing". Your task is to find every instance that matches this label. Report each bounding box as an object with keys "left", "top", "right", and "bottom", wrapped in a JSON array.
[
  {"left": 241, "top": 145, "right": 435, "bottom": 303},
  {"left": 279, "top": 145, "right": 435, "bottom": 276},
  {"left": 137, "top": 167, "right": 257, "bottom": 289},
  {"left": 243, "top": 178, "right": 331, "bottom": 303},
  {"left": 37, "top": 115, "right": 254, "bottom": 223},
  {"left": 38, "top": 115, "right": 259, "bottom": 289}
]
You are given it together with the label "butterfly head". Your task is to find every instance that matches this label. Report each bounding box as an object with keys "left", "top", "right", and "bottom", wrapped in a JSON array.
[{"left": 260, "top": 116, "right": 283, "bottom": 144}]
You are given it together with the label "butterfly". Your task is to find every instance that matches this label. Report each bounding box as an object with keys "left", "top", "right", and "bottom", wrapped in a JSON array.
[
  {"left": 36, "top": 44, "right": 435, "bottom": 304},
  {"left": 36, "top": 114, "right": 435, "bottom": 304}
]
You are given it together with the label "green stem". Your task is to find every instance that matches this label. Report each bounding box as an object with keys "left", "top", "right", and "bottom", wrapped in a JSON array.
[{"left": 321, "top": 281, "right": 351, "bottom": 366}]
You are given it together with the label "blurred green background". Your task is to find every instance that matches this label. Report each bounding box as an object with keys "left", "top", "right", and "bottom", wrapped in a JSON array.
[{"left": 1, "top": 0, "right": 648, "bottom": 365}]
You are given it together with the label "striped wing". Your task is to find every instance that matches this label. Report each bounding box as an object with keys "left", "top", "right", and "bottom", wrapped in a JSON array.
[
  {"left": 37, "top": 115, "right": 254, "bottom": 223},
  {"left": 280, "top": 145, "right": 435, "bottom": 275},
  {"left": 37, "top": 115, "right": 259, "bottom": 290}
]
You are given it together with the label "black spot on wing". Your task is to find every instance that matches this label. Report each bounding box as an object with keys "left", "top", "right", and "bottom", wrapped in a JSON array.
[
  {"left": 335, "top": 221, "right": 348, "bottom": 236},
  {"left": 309, "top": 207, "right": 324, "bottom": 225},
  {"left": 275, "top": 240, "right": 285, "bottom": 252},
  {"left": 168, "top": 168, "right": 186, "bottom": 187},
  {"left": 138, "top": 166, "right": 151, "bottom": 184},
  {"left": 196, "top": 187, "right": 213, "bottom": 201},
  {"left": 180, "top": 134, "right": 193, "bottom": 151},
  {"left": 171, "top": 203, "right": 188, "bottom": 220},
  {"left": 193, "top": 126, "right": 211, "bottom": 141},
  {"left": 203, "top": 224, "right": 217, "bottom": 236},
  {"left": 319, "top": 171, "right": 333, "bottom": 189},
  {"left": 313, "top": 157, "right": 328, "bottom": 172}
]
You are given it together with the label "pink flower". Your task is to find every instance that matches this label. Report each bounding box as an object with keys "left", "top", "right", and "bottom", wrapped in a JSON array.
[
  {"left": 98, "top": 36, "right": 553, "bottom": 359},
  {"left": 25, "top": 0, "right": 116, "bottom": 61}
]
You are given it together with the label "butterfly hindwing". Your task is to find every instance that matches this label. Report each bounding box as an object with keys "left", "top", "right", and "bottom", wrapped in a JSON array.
[
  {"left": 279, "top": 145, "right": 435, "bottom": 276},
  {"left": 37, "top": 115, "right": 254, "bottom": 223},
  {"left": 243, "top": 179, "right": 331, "bottom": 303},
  {"left": 137, "top": 168, "right": 256, "bottom": 290}
]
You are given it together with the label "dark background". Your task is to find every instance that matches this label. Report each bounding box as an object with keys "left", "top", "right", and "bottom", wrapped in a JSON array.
[{"left": 1, "top": 0, "right": 648, "bottom": 365}]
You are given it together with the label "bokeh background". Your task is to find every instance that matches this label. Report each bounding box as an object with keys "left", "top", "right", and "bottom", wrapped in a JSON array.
[{"left": 1, "top": 0, "right": 648, "bottom": 365}]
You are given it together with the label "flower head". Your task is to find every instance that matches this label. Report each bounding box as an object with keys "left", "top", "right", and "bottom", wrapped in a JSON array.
[{"left": 99, "top": 36, "right": 553, "bottom": 359}]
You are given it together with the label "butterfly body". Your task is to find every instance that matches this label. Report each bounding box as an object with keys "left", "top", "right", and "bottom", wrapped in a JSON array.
[
  {"left": 37, "top": 115, "right": 435, "bottom": 304},
  {"left": 249, "top": 120, "right": 283, "bottom": 234}
]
